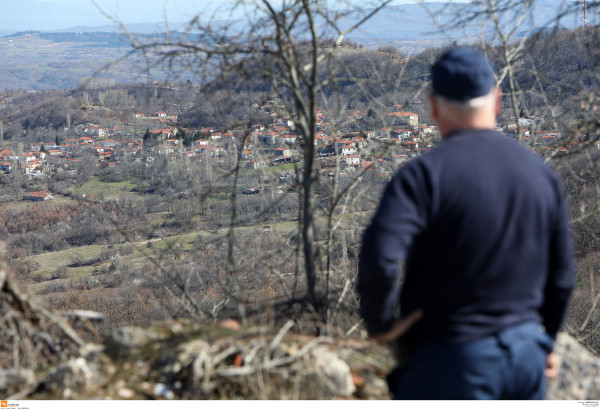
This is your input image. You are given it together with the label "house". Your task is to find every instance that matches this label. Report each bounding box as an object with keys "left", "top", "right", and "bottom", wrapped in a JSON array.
[
  {"left": 194, "top": 139, "right": 210, "bottom": 150},
  {"left": 403, "top": 140, "right": 420, "bottom": 151},
  {"left": 22, "top": 153, "right": 37, "bottom": 163},
  {"left": 274, "top": 147, "right": 293, "bottom": 157},
  {"left": 343, "top": 155, "right": 361, "bottom": 166},
  {"left": 391, "top": 128, "right": 412, "bottom": 140},
  {"left": 84, "top": 126, "right": 106, "bottom": 137},
  {"left": 340, "top": 145, "right": 357, "bottom": 156},
  {"left": 79, "top": 136, "right": 94, "bottom": 145},
  {"left": 150, "top": 128, "right": 175, "bottom": 139},
  {"left": 246, "top": 160, "right": 268, "bottom": 170},
  {"left": 101, "top": 139, "right": 118, "bottom": 148},
  {"left": 134, "top": 112, "right": 144, "bottom": 118},
  {"left": 0, "top": 162, "right": 12, "bottom": 172},
  {"left": 336, "top": 139, "right": 363, "bottom": 155},
  {"left": 122, "top": 139, "right": 138, "bottom": 147},
  {"left": 155, "top": 111, "right": 167, "bottom": 117},
  {"left": 386, "top": 111, "right": 419, "bottom": 127},
  {"left": 418, "top": 125, "right": 436, "bottom": 135},
  {"left": 23, "top": 191, "right": 52, "bottom": 201},
  {"left": 261, "top": 131, "right": 279, "bottom": 145},
  {"left": 97, "top": 150, "right": 113, "bottom": 160},
  {"left": 364, "top": 130, "right": 376, "bottom": 139},
  {"left": 282, "top": 119, "right": 295, "bottom": 128},
  {"left": 274, "top": 135, "right": 297, "bottom": 146}
]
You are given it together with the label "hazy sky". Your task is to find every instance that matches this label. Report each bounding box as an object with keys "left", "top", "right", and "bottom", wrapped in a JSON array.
[{"left": 0, "top": 0, "right": 469, "bottom": 31}]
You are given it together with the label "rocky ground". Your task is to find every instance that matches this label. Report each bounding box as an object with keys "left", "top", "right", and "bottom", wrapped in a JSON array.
[{"left": 1, "top": 253, "right": 599, "bottom": 400}]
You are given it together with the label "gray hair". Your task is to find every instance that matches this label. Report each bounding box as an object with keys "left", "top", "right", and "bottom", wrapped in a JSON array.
[{"left": 433, "top": 88, "right": 496, "bottom": 113}]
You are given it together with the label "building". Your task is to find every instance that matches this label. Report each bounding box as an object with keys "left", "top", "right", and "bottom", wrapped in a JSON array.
[
  {"left": 386, "top": 111, "right": 419, "bottom": 127},
  {"left": 23, "top": 191, "right": 52, "bottom": 201}
]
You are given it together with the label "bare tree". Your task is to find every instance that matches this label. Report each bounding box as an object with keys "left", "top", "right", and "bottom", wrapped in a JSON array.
[{"left": 106, "top": 0, "right": 398, "bottom": 325}]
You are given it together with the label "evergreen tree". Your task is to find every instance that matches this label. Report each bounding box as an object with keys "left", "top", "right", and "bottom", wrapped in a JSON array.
[{"left": 143, "top": 128, "right": 153, "bottom": 149}]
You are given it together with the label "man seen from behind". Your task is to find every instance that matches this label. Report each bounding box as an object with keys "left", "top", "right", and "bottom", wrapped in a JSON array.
[{"left": 357, "top": 47, "right": 575, "bottom": 400}]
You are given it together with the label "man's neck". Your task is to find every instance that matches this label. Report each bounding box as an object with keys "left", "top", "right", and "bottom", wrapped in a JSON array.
[{"left": 438, "top": 111, "right": 496, "bottom": 139}]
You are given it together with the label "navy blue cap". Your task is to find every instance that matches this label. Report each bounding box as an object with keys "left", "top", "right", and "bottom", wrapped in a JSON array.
[{"left": 431, "top": 47, "right": 496, "bottom": 102}]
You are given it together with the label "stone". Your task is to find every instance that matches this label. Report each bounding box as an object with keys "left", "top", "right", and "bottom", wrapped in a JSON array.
[
  {"left": 310, "top": 346, "right": 356, "bottom": 398},
  {"left": 546, "top": 332, "right": 600, "bottom": 400}
]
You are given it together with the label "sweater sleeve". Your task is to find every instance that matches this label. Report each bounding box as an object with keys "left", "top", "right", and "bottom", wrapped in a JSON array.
[
  {"left": 357, "top": 163, "right": 430, "bottom": 335},
  {"left": 540, "top": 179, "right": 575, "bottom": 340}
]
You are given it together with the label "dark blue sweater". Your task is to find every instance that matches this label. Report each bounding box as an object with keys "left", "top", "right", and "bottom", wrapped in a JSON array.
[{"left": 358, "top": 129, "right": 574, "bottom": 344}]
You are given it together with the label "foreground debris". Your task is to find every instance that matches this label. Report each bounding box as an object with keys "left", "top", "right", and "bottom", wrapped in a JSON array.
[
  {"left": 0, "top": 250, "right": 390, "bottom": 399},
  {"left": 1, "top": 249, "right": 599, "bottom": 399}
]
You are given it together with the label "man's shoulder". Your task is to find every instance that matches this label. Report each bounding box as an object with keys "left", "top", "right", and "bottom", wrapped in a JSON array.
[{"left": 433, "top": 129, "right": 548, "bottom": 164}]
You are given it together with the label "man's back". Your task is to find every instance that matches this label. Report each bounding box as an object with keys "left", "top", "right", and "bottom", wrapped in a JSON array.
[
  {"left": 359, "top": 128, "right": 573, "bottom": 343},
  {"left": 357, "top": 46, "right": 574, "bottom": 400},
  {"left": 413, "top": 129, "right": 568, "bottom": 340}
]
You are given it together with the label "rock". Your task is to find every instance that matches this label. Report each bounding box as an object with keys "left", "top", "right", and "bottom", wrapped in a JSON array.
[
  {"left": 41, "top": 357, "right": 95, "bottom": 395},
  {"left": 117, "top": 387, "right": 136, "bottom": 399},
  {"left": 106, "top": 326, "right": 170, "bottom": 358},
  {"left": 547, "top": 332, "right": 600, "bottom": 400},
  {"left": 159, "top": 339, "right": 211, "bottom": 376},
  {"left": 153, "top": 383, "right": 175, "bottom": 399},
  {"left": 309, "top": 346, "right": 356, "bottom": 398},
  {"left": 0, "top": 369, "right": 35, "bottom": 397}
]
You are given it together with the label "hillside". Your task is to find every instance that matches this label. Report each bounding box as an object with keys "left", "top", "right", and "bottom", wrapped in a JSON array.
[{"left": 0, "top": 32, "right": 143, "bottom": 91}]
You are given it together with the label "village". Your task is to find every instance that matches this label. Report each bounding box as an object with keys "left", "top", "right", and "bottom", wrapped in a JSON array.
[{"left": 0, "top": 93, "right": 571, "bottom": 203}]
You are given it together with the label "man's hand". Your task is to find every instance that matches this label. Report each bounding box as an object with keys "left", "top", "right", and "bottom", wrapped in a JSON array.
[
  {"left": 369, "top": 309, "right": 424, "bottom": 344},
  {"left": 545, "top": 353, "right": 560, "bottom": 380}
]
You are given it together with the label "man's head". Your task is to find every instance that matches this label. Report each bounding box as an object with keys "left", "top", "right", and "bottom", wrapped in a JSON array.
[{"left": 429, "top": 47, "right": 501, "bottom": 137}]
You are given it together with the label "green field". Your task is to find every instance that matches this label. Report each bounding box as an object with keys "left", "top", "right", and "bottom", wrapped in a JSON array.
[
  {"left": 3, "top": 194, "right": 75, "bottom": 210},
  {"left": 264, "top": 163, "right": 299, "bottom": 173},
  {"left": 75, "top": 176, "right": 138, "bottom": 199},
  {"left": 26, "top": 208, "right": 368, "bottom": 290}
]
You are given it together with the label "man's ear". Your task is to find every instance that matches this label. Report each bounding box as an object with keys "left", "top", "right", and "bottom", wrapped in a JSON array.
[
  {"left": 429, "top": 94, "right": 438, "bottom": 120},
  {"left": 494, "top": 87, "right": 502, "bottom": 117}
]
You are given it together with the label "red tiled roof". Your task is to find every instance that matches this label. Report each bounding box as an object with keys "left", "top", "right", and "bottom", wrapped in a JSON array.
[{"left": 25, "top": 191, "right": 50, "bottom": 198}]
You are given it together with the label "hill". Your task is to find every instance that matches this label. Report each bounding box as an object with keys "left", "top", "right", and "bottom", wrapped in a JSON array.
[
  {"left": 0, "top": 0, "right": 582, "bottom": 90},
  {"left": 0, "top": 32, "right": 141, "bottom": 91}
]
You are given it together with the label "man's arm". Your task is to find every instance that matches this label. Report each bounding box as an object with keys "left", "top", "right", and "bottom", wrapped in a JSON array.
[
  {"left": 540, "top": 182, "right": 575, "bottom": 340},
  {"left": 357, "top": 164, "right": 430, "bottom": 335},
  {"left": 541, "top": 179, "right": 575, "bottom": 381},
  {"left": 369, "top": 309, "right": 424, "bottom": 343}
]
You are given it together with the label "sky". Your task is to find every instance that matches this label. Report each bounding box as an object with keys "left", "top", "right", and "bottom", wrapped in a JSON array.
[{"left": 0, "top": 0, "right": 469, "bottom": 32}]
